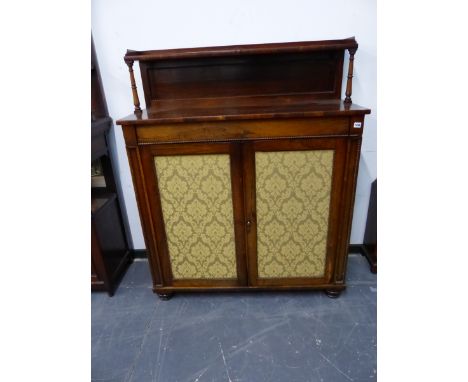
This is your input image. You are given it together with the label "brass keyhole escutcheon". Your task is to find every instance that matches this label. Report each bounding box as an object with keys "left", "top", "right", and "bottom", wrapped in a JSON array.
[{"left": 246, "top": 219, "right": 252, "bottom": 232}]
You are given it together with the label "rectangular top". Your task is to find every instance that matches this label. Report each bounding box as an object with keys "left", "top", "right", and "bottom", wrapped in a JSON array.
[
  {"left": 124, "top": 37, "right": 358, "bottom": 62},
  {"left": 117, "top": 97, "right": 370, "bottom": 125}
]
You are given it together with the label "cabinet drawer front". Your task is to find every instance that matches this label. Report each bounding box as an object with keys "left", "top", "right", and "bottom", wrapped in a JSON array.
[
  {"left": 136, "top": 118, "right": 349, "bottom": 144},
  {"left": 255, "top": 149, "right": 334, "bottom": 279}
]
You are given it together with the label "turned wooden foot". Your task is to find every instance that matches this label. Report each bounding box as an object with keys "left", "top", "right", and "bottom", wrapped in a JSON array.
[
  {"left": 157, "top": 292, "right": 173, "bottom": 301},
  {"left": 324, "top": 289, "right": 341, "bottom": 298}
]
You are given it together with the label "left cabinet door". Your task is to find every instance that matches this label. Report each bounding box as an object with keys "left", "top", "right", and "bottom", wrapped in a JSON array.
[{"left": 140, "top": 142, "right": 248, "bottom": 289}]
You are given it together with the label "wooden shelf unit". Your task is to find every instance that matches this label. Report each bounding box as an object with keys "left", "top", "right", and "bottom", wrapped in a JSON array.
[{"left": 117, "top": 38, "right": 370, "bottom": 299}]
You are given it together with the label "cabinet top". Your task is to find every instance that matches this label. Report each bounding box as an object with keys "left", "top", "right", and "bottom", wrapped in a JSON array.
[
  {"left": 117, "top": 97, "right": 370, "bottom": 125},
  {"left": 117, "top": 37, "right": 370, "bottom": 125},
  {"left": 123, "top": 37, "right": 358, "bottom": 62}
]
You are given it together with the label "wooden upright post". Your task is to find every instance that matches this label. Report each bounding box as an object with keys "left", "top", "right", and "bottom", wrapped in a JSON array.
[
  {"left": 344, "top": 47, "right": 357, "bottom": 104},
  {"left": 125, "top": 59, "right": 142, "bottom": 113}
]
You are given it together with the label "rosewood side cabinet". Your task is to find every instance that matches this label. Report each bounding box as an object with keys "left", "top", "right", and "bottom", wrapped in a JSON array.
[{"left": 116, "top": 38, "right": 371, "bottom": 300}]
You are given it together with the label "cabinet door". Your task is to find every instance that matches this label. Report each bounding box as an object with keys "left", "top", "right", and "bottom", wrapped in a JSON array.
[
  {"left": 140, "top": 143, "right": 247, "bottom": 288},
  {"left": 243, "top": 138, "right": 347, "bottom": 286}
]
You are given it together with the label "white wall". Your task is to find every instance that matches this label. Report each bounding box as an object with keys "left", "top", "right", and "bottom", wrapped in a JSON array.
[{"left": 92, "top": 0, "right": 376, "bottom": 249}]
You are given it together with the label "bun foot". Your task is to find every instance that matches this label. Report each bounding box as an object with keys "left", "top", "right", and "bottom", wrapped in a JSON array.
[
  {"left": 157, "top": 292, "right": 173, "bottom": 301},
  {"left": 325, "top": 289, "right": 341, "bottom": 298}
]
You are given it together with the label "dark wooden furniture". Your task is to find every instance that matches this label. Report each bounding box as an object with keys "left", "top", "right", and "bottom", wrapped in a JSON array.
[
  {"left": 117, "top": 38, "right": 370, "bottom": 299},
  {"left": 362, "top": 179, "right": 377, "bottom": 273},
  {"left": 92, "top": 37, "right": 132, "bottom": 296}
]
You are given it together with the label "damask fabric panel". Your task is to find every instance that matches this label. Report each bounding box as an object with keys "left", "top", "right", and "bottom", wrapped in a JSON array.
[
  {"left": 154, "top": 154, "right": 237, "bottom": 279},
  {"left": 255, "top": 150, "right": 334, "bottom": 278}
]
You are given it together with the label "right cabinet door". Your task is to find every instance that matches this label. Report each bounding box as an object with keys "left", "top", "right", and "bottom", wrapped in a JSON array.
[{"left": 243, "top": 138, "right": 347, "bottom": 287}]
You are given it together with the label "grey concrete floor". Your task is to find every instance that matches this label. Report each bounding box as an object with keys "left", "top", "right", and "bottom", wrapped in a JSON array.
[{"left": 92, "top": 254, "right": 376, "bottom": 382}]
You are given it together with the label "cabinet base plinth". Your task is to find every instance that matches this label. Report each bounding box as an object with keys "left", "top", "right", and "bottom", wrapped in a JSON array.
[{"left": 154, "top": 284, "right": 346, "bottom": 298}]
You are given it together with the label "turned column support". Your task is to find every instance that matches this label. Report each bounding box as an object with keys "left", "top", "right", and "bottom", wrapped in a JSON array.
[
  {"left": 125, "top": 58, "right": 142, "bottom": 113},
  {"left": 344, "top": 47, "right": 357, "bottom": 104}
]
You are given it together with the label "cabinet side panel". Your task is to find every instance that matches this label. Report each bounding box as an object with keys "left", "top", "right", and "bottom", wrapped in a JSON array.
[
  {"left": 335, "top": 137, "right": 362, "bottom": 283},
  {"left": 154, "top": 154, "right": 237, "bottom": 279},
  {"left": 255, "top": 150, "right": 334, "bottom": 278}
]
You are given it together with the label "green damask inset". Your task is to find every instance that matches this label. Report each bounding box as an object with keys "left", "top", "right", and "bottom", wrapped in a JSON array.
[
  {"left": 154, "top": 154, "right": 237, "bottom": 280},
  {"left": 256, "top": 150, "right": 334, "bottom": 278}
]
